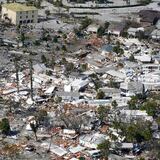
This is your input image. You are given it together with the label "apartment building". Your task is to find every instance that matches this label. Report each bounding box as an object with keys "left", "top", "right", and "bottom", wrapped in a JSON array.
[{"left": 2, "top": 3, "right": 38, "bottom": 25}]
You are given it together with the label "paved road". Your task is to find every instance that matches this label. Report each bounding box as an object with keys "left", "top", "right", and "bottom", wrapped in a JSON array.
[{"left": 68, "top": 1, "right": 160, "bottom": 22}]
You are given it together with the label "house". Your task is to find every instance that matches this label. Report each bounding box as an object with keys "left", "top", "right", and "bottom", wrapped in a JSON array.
[
  {"left": 138, "top": 72, "right": 160, "bottom": 91},
  {"left": 70, "top": 78, "right": 90, "bottom": 91},
  {"left": 134, "top": 54, "right": 152, "bottom": 63},
  {"left": 41, "top": 143, "right": 67, "bottom": 157},
  {"left": 95, "top": 64, "right": 116, "bottom": 74},
  {"left": 79, "top": 132, "right": 108, "bottom": 149},
  {"left": 69, "top": 145, "right": 85, "bottom": 154},
  {"left": 101, "top": 44, "right": 113, "bottom": 54},
  {"left": 33, "top": 64, "right": 46, "bottom": 74},
  {"left": 120, "top": 81, "right": 144, "bottom": 97},
  {"left": 2, "top": 3, "right": 38, "bottom": 25},
  {"left": 153, "top": 55, "right": 160, "bottom": 64},
  {"left": 99, "top": 87, "right": 121, "bottom": 98},
  {"left": 119, "top": 109, "right": 153, "bottom": 122},
  {"left": 86, "top": 58, "right": 102, "bottom": 70},
  {"left": 142, "top": 64, "right": 160, "bottom": 73},
  {"left": 106, "top": 70, "right": 126, "bottom": 81},
  {"left": 138, "top": 10, "right": 160, "bottom": 25},
  {"left": 116, "top": 143, "right": 133, "bottom": 150},
  {"left": 108, "top": 22, "right": 126, "bottom": 36},
  {"left": 55, "top": 91, "right": 80, "bottom": 101},
  {"left": 44, "top": 86, "right": 56, "bottom": 96}
]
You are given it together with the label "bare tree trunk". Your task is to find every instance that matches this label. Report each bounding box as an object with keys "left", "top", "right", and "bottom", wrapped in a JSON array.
[
  {"left": 48, "top": 135, "right": 53, "bottom": 152},
  {"left": 34, "top": 132, "right": 38, "bottom": 141}
]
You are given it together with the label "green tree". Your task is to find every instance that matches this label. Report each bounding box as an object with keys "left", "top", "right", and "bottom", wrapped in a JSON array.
[
  {"left": 104, "top": 21, "right": 110, "bottom": 29},
  {"left": 141, "top": 100, "right": 159, "bottom": 117},
  {"left": 120, "top": 121, "right": 152, "bottom": 142},
  {"left": 108, "top": 79, "right": 119, "bottom": 88},
  {"left": 79, "top": 157, "right": 85, "bottom": 160},
  {"left": 156, "top": 117, "right": 160, "bottom": 129},
  {"left": 111, "top": 100, "right": 118, "bottom": 109},
  {"left": 62, "top": 45, "right": 67, "bottom": 52},
  {"left": 97, "top": 26, "right": 105, "bottom": 37},
  {"left": 0, "top": 118, "right": 10, "bottom": 135},
  {"left": 138, "top": 0, "right": 152, "bottom": 5},
  {"left": 96, "top": 90, "right": 105, "bottom": 99},
  {"left": 45, "top": 10, "right": 50, "bottom": 18},
  {"left": 80, "top": 17, "right": 92, "bottom": 30},
  {"left": 80, "top": 63, "right": 87, "bottom": 72},
  {"left": 41, "top": 54, "right": 47, "bottom": 64},
  {"left": 19, "top": 32, "right": 25, "bottom": 45},
  {"left": 127, "top": 96, "right": 139, "bottom": 109},
  {"left": 34, "top": 0, "right": 42, "bottom": 8},
  {"left": 0, "top": 2, "right": 3, "bottom": 12},
  {"left": 113, "top": 45, "right": 124, "bottom": 56},
  {"left": 65, "top": 62, "right": 74, "bottom": 72},
  {"left": 97, "top": 105, "right": 110, "bottom": 122},
  {"left": 35, "top": 109, "right": 48, "bottom": 125},
  {"left": 46, "top": 70, "right": 53, "bottom": 76},
  {"left": 129, "top": 54, "right": 135, "bottom": 62},
  {"left": 97, "top": 140, "right": 110, "bottom": 159},
  {"left": 54, "top": 96, "right": 62, "bottom": 104}
]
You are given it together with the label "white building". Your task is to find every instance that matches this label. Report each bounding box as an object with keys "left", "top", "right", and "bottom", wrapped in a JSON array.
[{"left": 2, "top": 3, "right": 38, "bottom": 25}]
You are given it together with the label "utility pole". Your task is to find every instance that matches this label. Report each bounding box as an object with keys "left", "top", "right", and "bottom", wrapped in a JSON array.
[
  {"left": 13, "top": 56, "right": 20, "bottom": 93},
  {"left": 29, "top": 52, "right": 34, "bottom": 101}
]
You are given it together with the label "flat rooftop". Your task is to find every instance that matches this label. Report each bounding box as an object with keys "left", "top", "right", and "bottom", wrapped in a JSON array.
[{"left": 2, "top": 3, "right": 37, "bottom": 12}]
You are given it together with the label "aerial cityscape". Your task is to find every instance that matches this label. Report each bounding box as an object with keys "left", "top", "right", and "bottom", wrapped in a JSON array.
[{"left": 0, "top": 0, "right": 160, "bottom": 159}]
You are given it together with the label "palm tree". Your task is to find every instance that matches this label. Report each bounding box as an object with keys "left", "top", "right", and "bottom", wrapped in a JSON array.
[{"left": 30, "top": 121, "right": 38, "bottom": 141}]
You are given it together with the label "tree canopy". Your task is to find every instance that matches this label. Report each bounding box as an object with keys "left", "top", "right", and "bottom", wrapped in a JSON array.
[{"left": 0, "top": 118, "right": 10, "bottom": 135}]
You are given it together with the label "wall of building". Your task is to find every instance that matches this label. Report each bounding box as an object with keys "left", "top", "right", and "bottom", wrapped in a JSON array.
[
  {"left": 2, "top": 7, "right": 17, "bottom": 24},
  {"left": 16, "top": 10, "right": 38, "bottom": 25}
]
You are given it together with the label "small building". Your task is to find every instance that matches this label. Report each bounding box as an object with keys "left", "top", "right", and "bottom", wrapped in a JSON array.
[
  {"left": 134, "top": 54, "right": 152, "bottom": 63},
  {"left": 107, "top": 22, "right": 126, "bottom": 36},
  {"left": 127, "top": 27, "right": 144, "bottom": 37},
  {"left": 55, "top": 91, "right": 80, "bottom": 101},
  {"left": 87, "top": 24, "right": 100, "bottom": 33},
  {"left": 151, "top": 29, "right": 160, "bottom": 40},
  {"left": 2, "top": 3, "right": 38, "bottom": 25},
  {"left": 156, "top": 19, "right": 160, "bottom": 29},
  {"left": 119, "top": 109, "right": 153, "bottom": 122},
  {"left": 120, "top": 81, "right": 144, "bottom": 97}
]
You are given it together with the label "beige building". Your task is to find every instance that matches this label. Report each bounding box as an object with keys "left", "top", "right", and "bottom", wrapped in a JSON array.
[{"left": 2, "top": 3, "right": 38, "bottom": 25}]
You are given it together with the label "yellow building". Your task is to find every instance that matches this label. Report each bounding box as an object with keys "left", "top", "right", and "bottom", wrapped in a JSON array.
[{"left": 2, "top": 3, "right": 38, "bottom": 25}]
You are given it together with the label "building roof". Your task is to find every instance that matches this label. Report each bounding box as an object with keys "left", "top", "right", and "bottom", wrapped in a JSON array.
[
  {"left": 101, "top": 44, "right": 113, "bottom": 52},
  {"left": 87, "top": 24, "right": 99, "bottom": 33},
  {"left": 151, "top": 29, "right": 160, "bottom": 38},
  {"left": 120, "top": 81, "right": 143, "bottom": 93},
  {"left": 108, "top": 21, "right": 126, "bottom": 32},
  {"left": 156, "top": 19, "right": 160, "bottom": 29},
  {"left": 106, "top": 70, "right": 126, "bottom": 80},
  {"left": 2, "top": 3, "right": 37, "bottom": 12},
  {"left": 55, "top": 91, "right": 80, "bottom": 98},
  {"left": 139, "top": 10, "right": 160, "bottom": 23}
]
